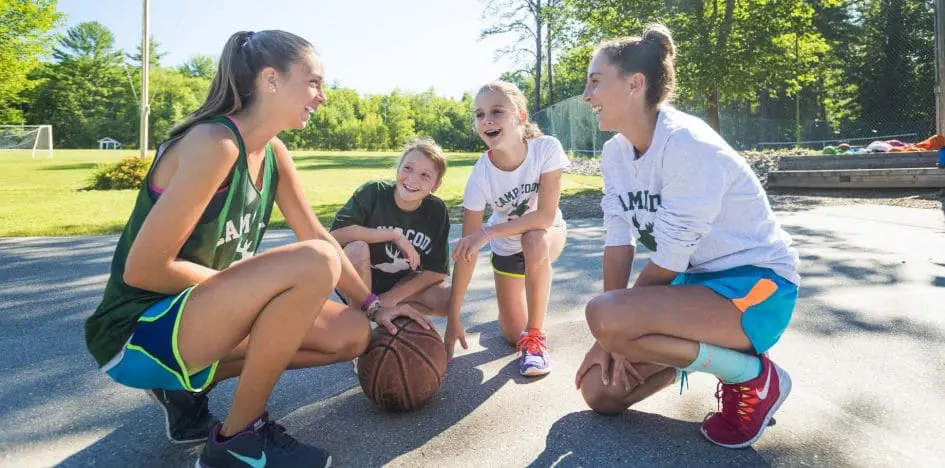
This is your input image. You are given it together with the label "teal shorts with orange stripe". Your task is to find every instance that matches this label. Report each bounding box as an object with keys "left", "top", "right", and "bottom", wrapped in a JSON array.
[{"left": 671, "top": 265, "right": 798, "bottom": 354}]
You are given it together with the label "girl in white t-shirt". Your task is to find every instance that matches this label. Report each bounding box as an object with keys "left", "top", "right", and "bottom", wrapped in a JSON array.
[{"left": 445, "top": 81, "right": 570, "bottom": 376}]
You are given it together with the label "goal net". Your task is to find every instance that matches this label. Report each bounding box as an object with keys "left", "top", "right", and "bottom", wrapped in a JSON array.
[{"left": 0, "top": 125, "right": 53, "bottom": 158}]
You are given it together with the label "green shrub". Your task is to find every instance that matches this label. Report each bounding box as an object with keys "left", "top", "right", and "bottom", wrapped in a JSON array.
[{"left": 87, "top": 157, "right": 153, "bottom": 190}]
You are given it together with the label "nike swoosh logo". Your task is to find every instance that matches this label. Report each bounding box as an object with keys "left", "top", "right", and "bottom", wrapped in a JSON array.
[
  {"left": 756, "top": 367, "right": 772, "bottom": 400},
  {"left": 228, "top": 450, "right": 266, "bottom": 468}
]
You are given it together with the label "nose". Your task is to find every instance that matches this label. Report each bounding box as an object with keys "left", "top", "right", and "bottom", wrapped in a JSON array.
[{"left": 582, "top": 86, "right": 592, "bottom": 103}]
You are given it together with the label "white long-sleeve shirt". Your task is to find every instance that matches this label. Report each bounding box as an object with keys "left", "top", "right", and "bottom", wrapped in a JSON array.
[{"left": 601, "top": 106, "right": 799, "bottom": 284}]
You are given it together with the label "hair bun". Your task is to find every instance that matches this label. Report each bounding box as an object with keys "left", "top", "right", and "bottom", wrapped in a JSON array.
[{"left": 642, "top": 23, "right": 675, "bottom": 59}]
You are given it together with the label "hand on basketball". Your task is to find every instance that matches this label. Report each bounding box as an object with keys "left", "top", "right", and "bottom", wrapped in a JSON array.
[
  {"left": 444, "top": 318, "right": 468, "bottom": 362},
  {"left": 374, "top": 303, "right": 433, "bottom": 335},
  {"left": 392, "top": 231, "right": 421, "bottom": 270},
  {"left": 452, "top": 230, "right": 489, "bottom": 263}
]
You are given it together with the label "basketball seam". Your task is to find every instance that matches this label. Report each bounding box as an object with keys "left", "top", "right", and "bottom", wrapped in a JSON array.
[
  {"left": 390, "top": 345, "right": 413, "bottom": 409},
  {"left": 368, "top": 341, "right": 393, "bottom": 406},
  {"left": 391, "top": 335, "right": 444, "bottom": 383}
]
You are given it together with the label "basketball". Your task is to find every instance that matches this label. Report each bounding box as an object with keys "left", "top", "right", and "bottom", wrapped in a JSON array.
[{"left": 357, "top": 316, "right": 447, "bottom": 412}]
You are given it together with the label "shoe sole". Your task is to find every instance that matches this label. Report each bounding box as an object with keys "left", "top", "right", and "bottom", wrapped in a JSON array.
[
  {"left": 521, "top": 365, "right": 552, "bottom": 377},
  {"left": 146, "top": 390, "right": 209, "bottom": 445},
  {"left": 700, "top": 363, "right": 792, "bottom": 449},
  {"left": 196, "top": 455, "right": 332, "bottom": 467}
]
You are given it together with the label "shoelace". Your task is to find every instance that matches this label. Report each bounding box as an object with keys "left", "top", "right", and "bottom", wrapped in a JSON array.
[
  {"left": 714, "top": 381, "right": 756, "bottom": 431},
  {"left": 516, "top": 333, "right": 546, "bottom": 355},
  {"left": 262, "top": 420, "right": 298, "bottom": 452}
]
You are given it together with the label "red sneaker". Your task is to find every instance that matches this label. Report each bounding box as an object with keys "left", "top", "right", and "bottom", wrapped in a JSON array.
[{"left": 700, "top": 355, "right": 791, "bottom": 448}]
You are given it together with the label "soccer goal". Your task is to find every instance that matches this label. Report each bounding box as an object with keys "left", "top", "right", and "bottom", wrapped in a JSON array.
[{"left": 0, "top": 125, "right": 54, "bottom": 159}]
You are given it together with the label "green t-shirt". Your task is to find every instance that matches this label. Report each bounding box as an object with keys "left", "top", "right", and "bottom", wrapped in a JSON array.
[
  {"left": 331, "top": 180, "right": 450, "bottom": 285},
  {"left": 84, "top": 116, "right": 279, "bottom": 366}
]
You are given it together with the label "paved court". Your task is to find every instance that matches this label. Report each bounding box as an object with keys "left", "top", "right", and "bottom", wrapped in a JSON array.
[{"left": 1, "top": 204, "right": 943, "bottom": 467}]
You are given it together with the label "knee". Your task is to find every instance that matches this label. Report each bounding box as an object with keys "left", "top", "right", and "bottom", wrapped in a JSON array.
[
  {"left": 580, "top": 366, "right": 633, "bottom": 416},
  {"left": 501, "top": 327, "right": 524, "bottom": 346},
  {"left": 585, "top": 293, "right": 641, "bottom": 349},
  {"left": 498, "top": 314, "right": 526, "bottom": 345},
  {"left": 343, "top": 240, "right": 370, "bottom": 267},
  {"left": 521, "top": 230, "right": 549, "bottom": 264},
  {"left": 433, "top": 284, "right": 451, "bottom": 311},
  {"left": 585, "top": 294, "right": 614, "bottom": 343},
  {"left": 296, "top": 239, "right": 342, "bottom": 290}
]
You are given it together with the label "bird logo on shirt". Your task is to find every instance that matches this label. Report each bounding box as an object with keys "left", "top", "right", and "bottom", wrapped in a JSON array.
[{"left": 631, "top": 214, "right": 658, "bottom": 252}]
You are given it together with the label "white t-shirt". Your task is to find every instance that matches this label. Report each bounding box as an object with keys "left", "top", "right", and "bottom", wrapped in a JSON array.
[
  {"left": 463, "top": 135, "right": 570, "bottom": 256},
  {"left": 600, "top": 106, "right": 799, "bottom": 284}
]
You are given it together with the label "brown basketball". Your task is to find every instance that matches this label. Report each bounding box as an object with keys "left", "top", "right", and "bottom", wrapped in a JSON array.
[{"left": 357, "top": 316, "right": 447, "bottom": 412}]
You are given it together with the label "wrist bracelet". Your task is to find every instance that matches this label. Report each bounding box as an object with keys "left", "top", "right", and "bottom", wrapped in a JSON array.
[
  {"left": 366, "top": 300, "right": 382, "bottom": 322},
  {"left": 361, "top": 293, "right": 378, "bottom": 312}
]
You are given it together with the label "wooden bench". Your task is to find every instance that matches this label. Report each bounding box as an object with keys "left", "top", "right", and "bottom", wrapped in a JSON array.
[{"left": 766, "top": 151, "right": 945, "bottom": 189}]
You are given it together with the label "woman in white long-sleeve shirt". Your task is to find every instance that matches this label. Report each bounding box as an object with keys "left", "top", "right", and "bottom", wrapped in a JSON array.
[{"left": 574, "top": 23, "right": 800, "bottom": 449}]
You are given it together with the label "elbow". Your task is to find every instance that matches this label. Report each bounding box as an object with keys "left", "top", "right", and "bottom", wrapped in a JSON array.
[
  {"left": 123, "top": 260, "right": 147, "bottom": 289},
  {"left": 123, "top": 251, "right": 156, "bottom": 290}
]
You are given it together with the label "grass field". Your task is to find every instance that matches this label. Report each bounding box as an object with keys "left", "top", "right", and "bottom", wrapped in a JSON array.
[{"left": 0, "top": 149, "right": 602, "bottom": 237}]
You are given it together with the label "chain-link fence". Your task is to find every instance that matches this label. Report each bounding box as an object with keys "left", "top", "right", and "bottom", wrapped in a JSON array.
[{"left": 533, "top": 96, "right": 938, "bottom": 156}]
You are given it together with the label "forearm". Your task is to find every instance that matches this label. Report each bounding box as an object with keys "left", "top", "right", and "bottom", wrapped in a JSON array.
[
  {"left": 486, "top": 209, "right": 556, "bottom": 238},
  {"left": 447, "top": 256, "right": 477, "bottom": 321},
  {"left": 330, "top": 225, "right": 396, "bottom": 246},
  {"left": 382, "top": 271, "right": 447, "bottom": 305},
  {"left": 603, "top": 246, "right": 634, "bottom": 292},
  {"left": 127, "top": 259, "right": 218, "bottom": 295},
  {"left": 632, "top": 260, "right": 679, "bottom": 288}
]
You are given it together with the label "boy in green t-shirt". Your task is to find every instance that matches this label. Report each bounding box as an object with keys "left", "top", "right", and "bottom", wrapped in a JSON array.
[{"left": 331, "top": 139, "right": 452, "bottom": 318}]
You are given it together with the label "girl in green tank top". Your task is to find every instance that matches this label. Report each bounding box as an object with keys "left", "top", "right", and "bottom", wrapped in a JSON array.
[{"left": 84, "top": 30, "right": 432, "bottom": 468}]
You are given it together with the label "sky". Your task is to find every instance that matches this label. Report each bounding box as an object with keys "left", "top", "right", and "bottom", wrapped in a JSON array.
[{"left": 55, "top": 0, "right": 518, "bottom": 99}]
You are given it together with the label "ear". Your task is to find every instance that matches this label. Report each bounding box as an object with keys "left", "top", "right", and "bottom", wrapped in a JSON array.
[
  {"left": 629, "top": 72, "right": 646, "bottom": 96},
  {"left": 259, "top": 66, "right": 279, "bottom": 93}
]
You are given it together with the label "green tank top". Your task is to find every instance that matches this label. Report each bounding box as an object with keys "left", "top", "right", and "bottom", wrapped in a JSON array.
[{"left": 85, "top": 116, "right": 279, "bottom": 366}]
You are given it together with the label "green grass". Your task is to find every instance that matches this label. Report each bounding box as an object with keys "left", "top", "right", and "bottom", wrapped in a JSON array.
[{"left": 0, "top": 149, "right": 602, "bottom": 237}]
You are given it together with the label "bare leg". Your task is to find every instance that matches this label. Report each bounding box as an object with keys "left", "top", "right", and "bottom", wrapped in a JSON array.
[
  {"left": 211, "top": 300, "right": 371, "bottom": 382},
  {"left": 494, "top": 272, "right": 527, "bottom": 345},
  {"left": 584, "top": 285, "right": 753, "bottom": 369},
  {"left": 520, "top": 226, "right": 566, "bottom": 331},
  {"left": 341, "top": 241, "right": 372, "bottom": 304},
  {"left": 175, "top": 240, "right": 342, "bottom": 437}
]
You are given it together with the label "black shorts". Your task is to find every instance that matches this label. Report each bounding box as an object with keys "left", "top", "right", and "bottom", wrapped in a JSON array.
[
  {"left": 491, "top": 252, "right": 526, "bottom": 278},
  {"left": 335, "top": 272, "right": 408, "bottom": 305}
]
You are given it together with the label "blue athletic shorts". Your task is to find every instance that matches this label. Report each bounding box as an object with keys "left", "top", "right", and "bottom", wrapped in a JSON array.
[
  {"left": 671, "top": 265, "right": 798, "bottom": 354},
  {"left": 101, "top": 286, "right": 217, "bottom": 392}
]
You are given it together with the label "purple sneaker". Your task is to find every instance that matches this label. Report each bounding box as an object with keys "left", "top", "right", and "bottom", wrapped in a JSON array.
[{"left": 517, "top": 329, "right": 551, "bottom": 376}]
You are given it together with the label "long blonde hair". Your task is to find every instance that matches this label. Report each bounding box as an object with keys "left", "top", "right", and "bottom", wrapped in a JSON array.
[
  {"left": 169, "top": 30, "right": 314, "bottom": 140},
  {"left": 475, "top": 81, "right": 543, "bottom": 140}
]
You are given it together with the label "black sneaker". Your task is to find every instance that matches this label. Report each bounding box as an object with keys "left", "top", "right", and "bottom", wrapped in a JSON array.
[
  {"left": 196, "top": 413, "right": 332, "bottom": 468},
  {"left": 147, "top": 388, "right": 219, "bottom": 444}
]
